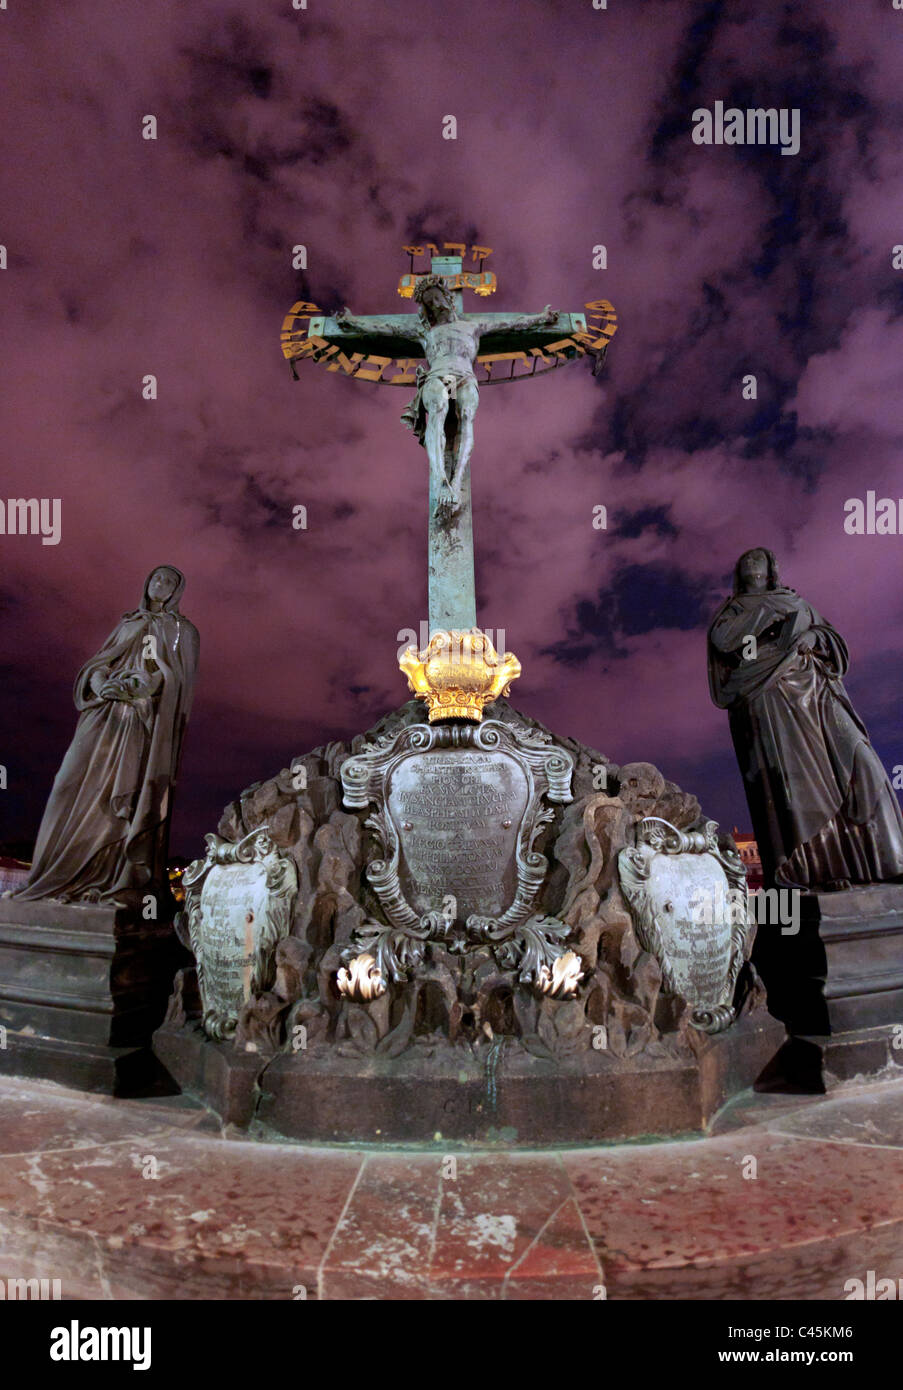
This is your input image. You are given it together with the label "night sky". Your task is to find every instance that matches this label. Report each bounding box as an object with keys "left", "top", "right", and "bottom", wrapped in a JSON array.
[{"left": 1, "top": 0, "right": 901, "bottom": 860}]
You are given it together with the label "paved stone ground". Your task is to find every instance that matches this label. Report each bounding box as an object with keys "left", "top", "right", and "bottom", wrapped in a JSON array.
[{"left": 0, "top": 1071, "right": 901, "bottom": 1299}]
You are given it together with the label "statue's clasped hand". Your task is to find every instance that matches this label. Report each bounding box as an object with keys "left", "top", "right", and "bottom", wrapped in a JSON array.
[
  {"left": 100, "top": 676, "right": 136, "bottom": 702},
  {"left": 89, "top": 668, "right": 121, "bottom": 702},
  {"left": 93, "top": 670, "right": 160, "bottom": 703}
]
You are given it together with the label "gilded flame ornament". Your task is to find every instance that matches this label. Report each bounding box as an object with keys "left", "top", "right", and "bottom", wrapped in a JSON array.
[
  {"left": 537, "top": 949, "right": 584, "bottom": 998},
  {"left": 336, "top": 952, "right": 387, "bottom": 1001},
  {"left": 398, "top": 629, "right": 522, "bottom": 722}
]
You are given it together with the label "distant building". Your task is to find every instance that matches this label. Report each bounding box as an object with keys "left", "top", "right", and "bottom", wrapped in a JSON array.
[
  {"left": 731, "top": 828, "right": 763, "bottom": 890},
  {"left": 0, "top": 857, "right": 30, "bottom": 895},
  {"left": 168, "top": 858, "right": 189, "bottom": 906}
]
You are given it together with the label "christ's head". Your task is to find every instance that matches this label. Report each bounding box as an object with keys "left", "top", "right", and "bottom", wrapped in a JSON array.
[{"left": 414, "top": 275, "right": 456, "bottom": 326}]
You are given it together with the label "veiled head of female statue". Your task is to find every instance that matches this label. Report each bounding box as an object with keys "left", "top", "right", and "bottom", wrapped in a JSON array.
[
  {"left": 143, "top": 565, "right": 184, "bottom": 612},
  {"left": 734, "top": 548, "right": 779, "bottom": 595}
]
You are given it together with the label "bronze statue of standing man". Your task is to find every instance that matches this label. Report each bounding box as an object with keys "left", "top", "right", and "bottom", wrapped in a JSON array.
[{"left": 708, "top": 548, "right": 903, "bottom": 891}]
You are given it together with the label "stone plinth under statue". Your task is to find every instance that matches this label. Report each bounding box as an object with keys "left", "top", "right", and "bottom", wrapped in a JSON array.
[
  {"left": 154, "top": 699, "right": 785, "bottom": 1144},
  {"left": 0, "top": 897, "right": 183, "bottom": 1092},
  {"left": 750, "top": 882, "right": 903, "bottom": 1089}
]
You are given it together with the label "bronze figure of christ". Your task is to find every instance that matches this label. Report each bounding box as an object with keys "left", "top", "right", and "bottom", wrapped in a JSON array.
[{"left": 337, "top": 274, "right": 556, "bottom": 522}]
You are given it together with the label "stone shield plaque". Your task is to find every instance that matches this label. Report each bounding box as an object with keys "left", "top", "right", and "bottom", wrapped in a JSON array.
[
  {"left": 644, "top": 852, "right": 733, "bottom": 1007},
  {"left": 181, "top": 828, "right": 298, "bottom": 1040},
  {"left": 386, "top": 747, "right": 528, "bottom": 920},
  {"left": 618, "top": 818, "right": 751, "bottom": 1033}
]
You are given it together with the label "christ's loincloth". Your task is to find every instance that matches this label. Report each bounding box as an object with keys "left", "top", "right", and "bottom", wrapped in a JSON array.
[{"left": 400, "top": 366, "right": 478, "bottom": 448}]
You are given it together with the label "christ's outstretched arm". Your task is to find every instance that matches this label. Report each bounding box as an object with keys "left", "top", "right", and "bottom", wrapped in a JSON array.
[
  {"left": 335, "top": 308, "right": 420, "bottom": 338},
  {"left": 473, "top": 305, "right": 558, "bottom": 335}
]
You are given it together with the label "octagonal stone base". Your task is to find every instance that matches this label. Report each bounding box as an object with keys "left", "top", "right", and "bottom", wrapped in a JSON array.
[{"left": 153, "top": 1010, "right": 786, "bottom": 1145}]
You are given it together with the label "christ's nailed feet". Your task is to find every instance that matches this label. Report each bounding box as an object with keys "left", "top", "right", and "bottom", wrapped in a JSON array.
[{"left": 434, "top": 482, "right": 462, "bottom": 527}]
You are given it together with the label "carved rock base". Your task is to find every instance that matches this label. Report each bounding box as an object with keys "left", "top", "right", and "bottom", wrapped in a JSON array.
[{"left": 154, "top": 698, "right": 788, "bottom": 1140}]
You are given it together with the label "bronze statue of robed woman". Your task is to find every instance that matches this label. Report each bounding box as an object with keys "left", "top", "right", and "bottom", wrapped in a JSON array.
[
  {"left": 15, "top": 565, "right": 199, "bottom": 905},
  {"left": 708, "top": 548, "right": 903, "bottom": 891}
]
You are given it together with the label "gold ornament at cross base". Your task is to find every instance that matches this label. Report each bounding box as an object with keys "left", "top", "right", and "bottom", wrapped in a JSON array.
[
  {"left": 537, "top": 950, "right": 584, "bottom": 998},
  {"left": 336, "top": 952, "right": 386, "bottom": 1001},
  {"left": 398, "top": 629, "right": 521, "bottom": 722}
]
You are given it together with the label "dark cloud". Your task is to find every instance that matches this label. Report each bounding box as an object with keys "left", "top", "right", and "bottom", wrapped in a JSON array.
[
  {"left": 615, "top": 505, "right": 679, "bottom": 540},
  {"left": 615, "top": 564, "right": 710, "bottom": 636}
]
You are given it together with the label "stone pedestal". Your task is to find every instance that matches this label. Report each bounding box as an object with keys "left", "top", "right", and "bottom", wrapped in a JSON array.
[
  {"left": 153, "top": 1009, "right": 786, "bottom": 1145},
  {"left": 0, "top": 897, "right": 184, "bottom": 1093},
  {"left": 752, "top": 884, "right": 903, "bottom": 1087},
  {"left": 817, "top": 884, "right": 903, "bottom": 1030}
]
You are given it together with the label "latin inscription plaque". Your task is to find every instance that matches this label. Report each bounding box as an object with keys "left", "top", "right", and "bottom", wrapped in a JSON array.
[
  {"left": 339, "top": 721, "right": 576, "bottom": 980},
  {"left": 387, "top": 749, "right": 529, "bottom": 920}
]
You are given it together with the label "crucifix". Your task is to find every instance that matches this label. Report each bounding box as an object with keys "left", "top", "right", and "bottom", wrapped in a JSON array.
[{"left": 282, "top": 245, "right": 615, "bottom": 635}]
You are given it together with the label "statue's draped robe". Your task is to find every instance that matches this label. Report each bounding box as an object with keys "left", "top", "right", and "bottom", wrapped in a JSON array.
[
  {"left": 708, "top": 587, "right": 903, "bottom": 889},
  {"left": 17, "top": 575, "right": 198, "bottom": 902}
]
